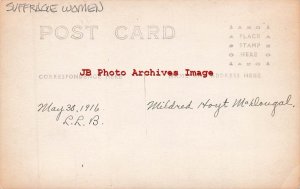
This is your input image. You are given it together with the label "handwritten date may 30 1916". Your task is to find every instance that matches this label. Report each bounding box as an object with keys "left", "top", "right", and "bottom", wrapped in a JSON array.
[{"left": 37, "top": 103, "right": 102, "bottom": 126}]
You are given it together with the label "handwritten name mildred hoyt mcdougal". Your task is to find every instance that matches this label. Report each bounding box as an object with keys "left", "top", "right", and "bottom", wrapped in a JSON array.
[{"left": 147, "top": 95, "right": 295, "bottom": 118}]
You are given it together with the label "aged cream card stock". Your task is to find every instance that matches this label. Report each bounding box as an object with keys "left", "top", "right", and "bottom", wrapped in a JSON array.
[{"left": 0, "top": 0, "right": 299, "bottom": 188}]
